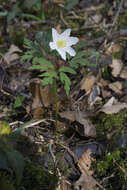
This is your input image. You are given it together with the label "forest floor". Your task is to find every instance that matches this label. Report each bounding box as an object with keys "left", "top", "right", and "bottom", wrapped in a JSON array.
[{"left": 0, "top": 0, "right": 127, "bottom": 190}]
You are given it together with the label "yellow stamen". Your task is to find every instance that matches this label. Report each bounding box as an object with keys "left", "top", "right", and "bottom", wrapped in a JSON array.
[{"left": 57, "top": 40, "right": 66, "bottom": 48}]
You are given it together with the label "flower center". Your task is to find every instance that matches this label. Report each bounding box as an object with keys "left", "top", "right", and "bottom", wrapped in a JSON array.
[{"left": 57, "top": 40, "right": 66, "bottom": 48}]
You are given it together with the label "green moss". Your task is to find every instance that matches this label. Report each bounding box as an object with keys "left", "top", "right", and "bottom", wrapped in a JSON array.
[
  {"left": 95, "top": 149, "right": 127, "bottom": 190},
  {"left": 93, "top": 110, "right": 127, "bottom": 189},
  {"left": 120, "top": 10, "right": 127, "bottom": 25},
  {"left": 92, "top": 110, "right": 127, "bottom": 140}
]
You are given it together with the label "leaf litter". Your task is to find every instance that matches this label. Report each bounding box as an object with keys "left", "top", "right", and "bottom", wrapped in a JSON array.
[{"left": 1, "top": 0, "right": 127, "bottom": 190}]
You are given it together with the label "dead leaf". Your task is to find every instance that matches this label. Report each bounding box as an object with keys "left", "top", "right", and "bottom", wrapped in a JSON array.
[
  {"left": 59, "top": 110, "right": 75, "bottom": 121},
  {"left": 74, "top": 173, "right": 97, "bottom": 190},
  {"left": 106, "top": 43, "right": 121, "bottom": 55},
  {"left": 108, "top": 81, "right": 122, "bottom": 94},
  {"left": 58, "top": 177, "right": 72, "bottom": 190},
  {"left": 30, "top": 80, "right": 54, "bottom": 109},
  {"left": 4, "top": 44, "right": 22, "bottom": 64},
  {"left": 59, "top": 110, "right": 96, "bottom": 137},
  {"left": 80, "top": 73, "right": 96, "bottom": 93},
  {"left": 99, "top": 79, "right": 110, "bottom": 87},
  {"left": 102, "top": 96, "right": 115, "bottom": 108},
  {"left": 120, "top": 66, "right": 127, "bottom": 79},
  {"left": 99, "top": 102, "right": 127, "bottom": 114},
  {"left": 30, "top": 80, "right": 54, "bottom": 119},
  {"left": 110, "top": 59, "right": 123, "bottom": 77},
  {"left": 102, "top": 89, "right": 111, "bottom": 98},
  {"left": 88, "top": 84, "right": 101, "bottom": 106},
  {"left": 78, "top": 149, "right": 95, "bottom": 175}
]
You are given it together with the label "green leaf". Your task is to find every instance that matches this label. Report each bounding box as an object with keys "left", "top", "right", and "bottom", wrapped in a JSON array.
[
  {"left": 36, "top": 30, "right": 52, "bottom": 53},
  {"left": 0, "top": 122, "right": 11, "bottom": 135},
  {"left": 39, "top": 71, "right": 58, "bottom": 79},
  {"left": 64, "top": 0, "right": 79, "bottom": 10},
  {"left": 59, "top": 66, "right": 76, "bottom": 74},
  {"left": 14, "top": 95, "right": 25, "bottom": 108},
  {"left": 5, "top": 149, "right": 24, "bottom": 185},
  {"left": 72, "top": 51, "right": 91, "bottom": 60},
  {"left": 0, "top": 139, "right": 24, "bottom": 185},
  {"left": 22, "top": 0, "right": 40, "bottom": 10},
  {"left": 76, "top": 58, "right": 90, "bottom": 65},
  {"left": 29, "top": 65, "right": 49, "bottom": 72},
  {"left": 38, "top": 58, "right": 54, "bottom": 69},
  {"left": 21, "top": 54, "right": 33, "bottom": 61},
  {"left": 0, "top": 150, "right": 9, "bottom": 169},
  {"left": 60, "top": 72, "right": 71, "bottom": 96},
  {"left": 20, "top": 13, "right": 41, "bottom": 21},
  {"left": 42, "top": 77, "right": 53, "bottom": 86}
]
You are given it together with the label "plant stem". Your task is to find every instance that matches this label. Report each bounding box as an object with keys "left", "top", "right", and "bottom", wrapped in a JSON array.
[{"left": 52, "top": 79, "right": 58, "bottom": 130}]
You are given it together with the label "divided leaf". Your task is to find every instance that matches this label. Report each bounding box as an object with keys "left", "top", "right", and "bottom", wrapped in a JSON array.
[
  {"left": 59, "top": 66, "right": 76, "bottom": 74},
  {"left": 60, "top": 72, "right": 71, "bottom": 96}
]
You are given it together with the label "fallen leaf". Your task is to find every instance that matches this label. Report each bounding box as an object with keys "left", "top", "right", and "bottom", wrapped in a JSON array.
[
  {"left": 99, "top": 102, "right": 127, "bottom": 114},
  {"left": 80, "top": 73, "right": 96, "bottom": 93},
  {"left": 59, "top": 110, "right": 75, "bottom": 121},
  {"left": 78, "top": 149, "right": 95, "bottom": 175},
  {"left": 74, "top": 173, "right": 97, "bottom": 190},
  {"left": 102, "top": 96, "right": 115, "bottom": 108},
  {"left": 4, "top": 44, "right": 22, "bottom": 64},
  {"left": 99, "top": 79, "right": 110, "bottom": 87},
  {"left": 30, "top": 80, "right": 54, "bottom": 109},
  {"left": 106, "top": 43, "right": 121, "bottom": 55},
  {"left": 110, "top": 59, "right": 123, "bottom": 77},
  {"left": 108, "top": 81, "right": 122, "bottom": 94},
  {"left": 59, "top": 110, "right": 96, "bottom": 137},
  {"left": 120, "top": 66, "right": 127, "bottom": 79},
  {"left": 58, "top": 177, "right": 72, "bottom": 190},
  {"left": 88, "top": 84, "right": 101, "bottom": 106},
  {"left": 102, "top": 89, "right": 111, "bottom": 98}
]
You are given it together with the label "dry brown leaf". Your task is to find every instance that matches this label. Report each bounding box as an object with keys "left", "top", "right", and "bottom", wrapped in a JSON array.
[
  {"left": 4, "top": 44, "right": 22, "bottom": 64},
  {"left": 59, "top": 110, "right": 75, "bottom": 121},
  {"left": 102, "top": 96, "right": 115, "bottom": 108},
  {"left": 80, "top": 73, "right": 96, "bottom": 92},
  {"left": 30, "top": 80, "right": 54, "bottom": 109},
  {"left": 75, "top": 110, "right": 96, "bottom": 137},
  {"left": 74, "top": 174, "right": 97, "bottom": 190},
  {"left": 99, "top": 103, "right": 127, "bottom": 114},
  {"left": 58, "top": 177, "right": 72, "bottom": 190},
  {"left": 106, "top": 43, "right": 121, "bottom": 55},
  {"left": 99, "top": 79, "right": 110, "bottom": 87},
  {"left": 120, "top": 66, "right": 127, "bottom": 79},
  {"left": 88, "top": 85, "right": 101, "bottom": 106},
  {"left": 78, "top": 149, "right": 95, "bottom": 175},
  {"left": 108, "top": 81, "right": 122, "bottom": 94},
  {"left": 102, "top": 89, "right": 111, "bottom": 98},
  {"left": 59, "top": 110, "right": 96, "bottom": 137},
  {"left": 110, "top": 59, "right": 123, "bottom": 77}
]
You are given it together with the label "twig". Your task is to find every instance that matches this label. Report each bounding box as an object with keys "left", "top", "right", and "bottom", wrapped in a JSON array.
[
  {"left": 82, "top": 29, "right": 127, "bottom": 47},
  {"left": 108, "top": 0, "right": 124, "bottom": 36},
  {"left": 60, "top": 143, "right": 105, "bottom": 190}
]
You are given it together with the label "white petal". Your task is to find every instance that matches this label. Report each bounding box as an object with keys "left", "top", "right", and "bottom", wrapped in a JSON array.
[
  {"left": 49, "top": 42, "right": 56, "bottom": 50},
  {"left": 61, "top": 29, "right": 71, "bottom": 38},
  {"left": 57, "top": 49, "right": 66, "bottom": 60},
  {"left": 65, "top": 47, "right": 76, "bottom": 57},
  {"left": 52, "top": 28, "right": 59, "bottom": 42},
  {"left": 67, "top": 37, "right": 79, "bottom": 46}
]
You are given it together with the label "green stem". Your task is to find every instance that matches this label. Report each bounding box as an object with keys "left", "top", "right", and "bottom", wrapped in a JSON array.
[{"left": 52, "top": 79, "right": 58, "bottom": 130}]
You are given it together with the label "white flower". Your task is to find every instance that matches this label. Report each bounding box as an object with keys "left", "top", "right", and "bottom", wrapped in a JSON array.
[{"left": 49, "top": 28, "right": 79, "bottom": 60}]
